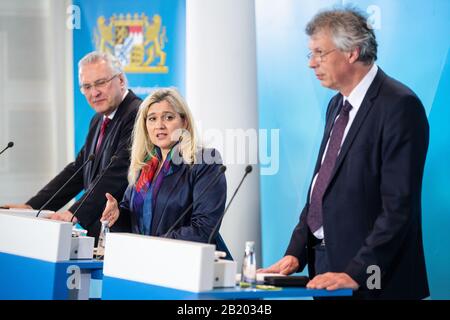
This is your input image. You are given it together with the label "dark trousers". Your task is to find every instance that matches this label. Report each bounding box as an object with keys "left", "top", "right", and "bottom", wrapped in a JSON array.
[
  {"left": 314, "top": 243, "right": 330, "bottom": 275},
  {"left": 312, "top": 243, "right": 356, "bottom": 300},
  {"left": 313, "top": 243, "right": 332, "bottom": 301}
]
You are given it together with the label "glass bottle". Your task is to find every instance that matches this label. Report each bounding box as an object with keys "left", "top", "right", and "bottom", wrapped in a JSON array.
[
  {"left": 96, "top": 220, "right": 109, "bottom": 259},
  {"left": 240, "top": 241, "right": 256, "bottom": 288}
]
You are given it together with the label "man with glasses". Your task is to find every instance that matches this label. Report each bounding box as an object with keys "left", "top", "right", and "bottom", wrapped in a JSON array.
[
  {"left": 4, "top": 51, "right": 142, "bottom": 240},
  {"left": 260, "top": 8, "right": 429, "bottom": 299}
]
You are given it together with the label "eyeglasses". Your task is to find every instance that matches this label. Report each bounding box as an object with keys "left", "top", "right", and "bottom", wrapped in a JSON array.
[
  {"left": 307, "top": 48, "right": 337, "bottom": 62},
  {"left": 80, "top": 73, "right": 120, "bottom": 93}
]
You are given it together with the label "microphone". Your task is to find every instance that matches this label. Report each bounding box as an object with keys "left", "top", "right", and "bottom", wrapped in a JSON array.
[
  {"left": 163, "top": 165, "right": 227, "bottom": 237},
  {"left": 36, "top": 154, "right": 95, "bottom": 217},
  {"left": 70, "top": 155, "right": 118, "bottom": 223},
  {"left": 0, "top": 141, "right": 14, "bottom": 155},
  {"left": 207, "top": 165, "right": 252, "bottom": 244}
]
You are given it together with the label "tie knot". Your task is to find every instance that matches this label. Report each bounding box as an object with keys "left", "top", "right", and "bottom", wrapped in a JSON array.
[
  {"left": 102, "top": 117, "right": 111, "bottom": 128},
  {"left": 342, "top": 100, "right": 353, "bottom": 114}
]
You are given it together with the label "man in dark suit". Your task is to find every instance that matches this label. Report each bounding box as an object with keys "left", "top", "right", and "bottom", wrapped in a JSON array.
[
  {"left": 259, "top": 8, "right": 429, "bottom": 299},
  {"left": 4, "top": 52, "right": 142, "bottom": 240}
]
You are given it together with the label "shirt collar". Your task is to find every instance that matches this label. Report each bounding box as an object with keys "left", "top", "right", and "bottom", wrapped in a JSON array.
[
  {"left": 344, "top": 64, "right": 378, "bottom": 108},
  {"left": 103, "top": 89, "right": 129, "bottom": 121}
]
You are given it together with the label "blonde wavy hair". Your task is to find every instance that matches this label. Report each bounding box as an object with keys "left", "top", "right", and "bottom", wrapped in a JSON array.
[{"left": 128, "top": 88, "right": 198, "bottom": 184}]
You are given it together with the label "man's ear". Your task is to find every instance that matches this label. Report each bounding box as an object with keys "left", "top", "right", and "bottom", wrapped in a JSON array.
[
  {"left": 348, "top": 47, "right": 360, "bottom": 64},
  {"left": 118, "top": 73, "right": 126, "bottom": 87}
]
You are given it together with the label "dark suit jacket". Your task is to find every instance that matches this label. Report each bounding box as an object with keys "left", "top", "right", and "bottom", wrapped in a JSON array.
[
  {"left": 117, "top": 148, "right": 232, "bottom": 259},
  {"left": 27, "top": 90, "right": 142, "bottom": 239},
  {"left": 285, "top": 68, "right": 430, "bottom": 299}
]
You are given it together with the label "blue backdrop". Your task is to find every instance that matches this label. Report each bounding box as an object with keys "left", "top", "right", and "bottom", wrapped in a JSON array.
[
  {"left": 256, "top": 0, "right": 450, "bottom": 299},
  {"left": 72, "top": 0, "right": 185, "bottom": 154}
]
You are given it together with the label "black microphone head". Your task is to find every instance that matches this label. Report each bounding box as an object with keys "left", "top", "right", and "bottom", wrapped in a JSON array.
[
  {"left": 245, "top": 165, "right": 253, "bottom": 174},
  {"left": 219, "top": 165, "right": 227, "bottom": 173},
  {"left": 88, "top": 154, "right": 95, "bottom": 161},
  {"left": 7, "top": 141, "right": 14, "bottom": 148}
]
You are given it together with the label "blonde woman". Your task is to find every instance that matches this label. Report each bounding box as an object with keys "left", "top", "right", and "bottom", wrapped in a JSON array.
[{"left": 101, "top": 88, "right": 231, "bottom": 257}]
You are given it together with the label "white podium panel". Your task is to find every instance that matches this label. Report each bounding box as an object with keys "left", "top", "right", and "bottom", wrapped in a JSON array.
[
  {"left": 103, "top": 233, "right": 216, "bottom": 292},
  {"left": 0, "top": 210, "right": 72, "bottom": 262},
  {"left": 214, "top": 259, "right": 237, "bottom": 288},
  {"left": 0, "top": 208, "right": 53, "bottom": 218}
]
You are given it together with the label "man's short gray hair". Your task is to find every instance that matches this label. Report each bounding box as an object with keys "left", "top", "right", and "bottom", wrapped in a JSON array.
[
  {"left": 78, "top": 51, "right": 128, "bottom": 86},
  {"left": 306, "top": 7, "right": 377, "bottom": 65}
]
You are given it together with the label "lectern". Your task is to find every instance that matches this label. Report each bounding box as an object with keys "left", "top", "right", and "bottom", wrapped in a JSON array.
[
  {"left": 101, "top": 233, "right": 352, "bottom": 300},
  {"left": 0, "top": 210, "right": 100, "bottom": 300}
]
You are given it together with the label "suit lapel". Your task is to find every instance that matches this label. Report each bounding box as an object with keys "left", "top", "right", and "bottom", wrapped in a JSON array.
[
  {"left": 90, "top": 91, "right": 135, "bottom": 176},
  {"left": 303, "top": 97, "right": 342, "bottom": 206},
  {"left": 90, "top": 118, "right": 104, "bottom": 178},
  {"left": 93, "top": 114, "right": 117, "bottom": 167},
  {"left": 313, "top": 96, "right": 343, "bottom": 176},
  {"left": 86, "top": 116, "right": 102, "bottom": 183},
  {"left": 325, "top": 68, "right": 386, "bottom": 192}
]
